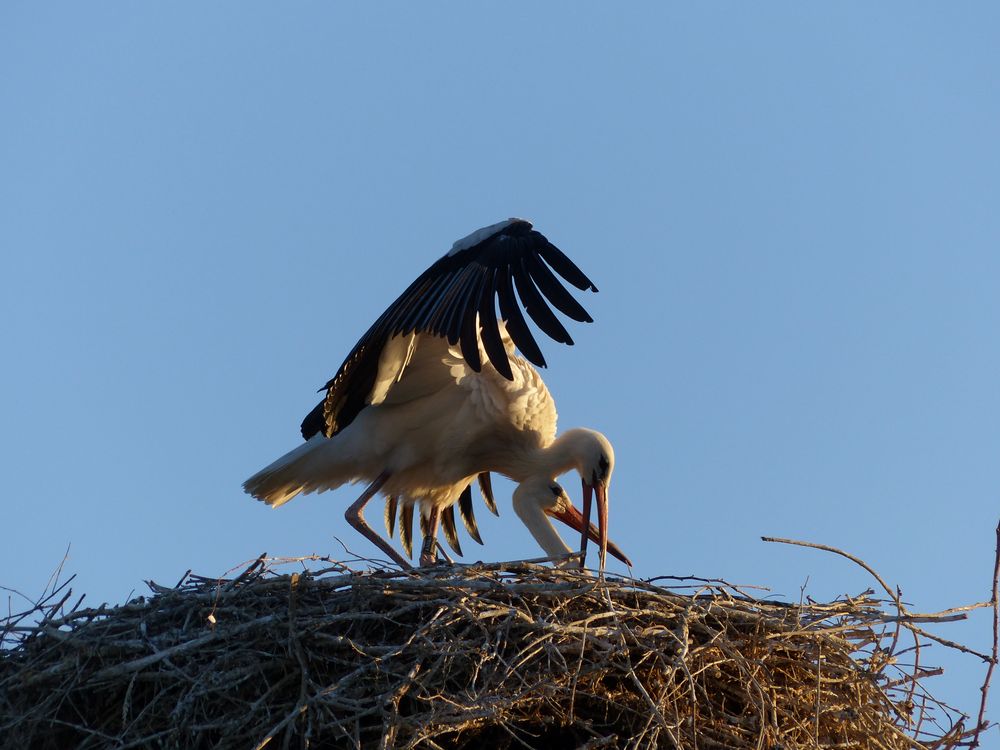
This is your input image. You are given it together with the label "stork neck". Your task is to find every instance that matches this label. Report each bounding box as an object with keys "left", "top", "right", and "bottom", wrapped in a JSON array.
[
  {"left": 509, "top": 431, "right": 583, "bottom": 483},
  {"left": 512, "top": 484, "right": 572, "bottom": 559}
]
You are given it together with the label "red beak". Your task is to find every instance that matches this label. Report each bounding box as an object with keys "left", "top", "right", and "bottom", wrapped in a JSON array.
[
  {"left": 579, "top": 479, "right": 610, "bottom": 571},
  {"left": 595, "top": 481, "right": 609, "bottom": 571},
  {"left": 548, "top": 489, "right": 629, "bottom": 568}
]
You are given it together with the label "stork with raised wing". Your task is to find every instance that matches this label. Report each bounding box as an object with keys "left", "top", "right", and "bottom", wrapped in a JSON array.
[{"left": 243, "top": 218, "right": 628, "bottom": 570}]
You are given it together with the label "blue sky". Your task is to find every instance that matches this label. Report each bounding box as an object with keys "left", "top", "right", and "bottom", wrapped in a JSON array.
[{"left": 3, "top": 2, "right": 998, "bottom": 728}]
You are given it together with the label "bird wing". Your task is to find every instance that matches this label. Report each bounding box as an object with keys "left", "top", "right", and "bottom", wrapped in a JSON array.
[
  {"left": 302, "top": 218, "right": 597, "bottom": 439},
  {"left": 365, "top": 333, "right": 467, "bottom": 408}
]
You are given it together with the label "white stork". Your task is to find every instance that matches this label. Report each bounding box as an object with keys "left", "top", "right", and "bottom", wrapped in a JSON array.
[{"left": 243, "top": 218, "right": 628, "bottom": 570}]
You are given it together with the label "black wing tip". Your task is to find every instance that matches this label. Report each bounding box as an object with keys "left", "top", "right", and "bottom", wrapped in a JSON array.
[
  {"left": 441, "top": 506, "right": 463, "bottom": 557},
  {"left": 478, "top": 473, "right": 499, "bottom": 517},
  {"left": 458, "top": 484, "right": 484, "bottom": 545},
  {"left": 300, "top": 401, "right": 326, "bottom": 440}
]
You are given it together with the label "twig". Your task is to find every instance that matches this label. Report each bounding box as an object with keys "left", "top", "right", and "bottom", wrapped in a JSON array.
[
  {"left": 761, "top": 537, "right": 904, "bottom": 612},
  {"left": 972, "top": 520, "right": 1000, "bottom": 747},
  {"left": 43, "top": 543, "right": 72, "bottom": 598}
]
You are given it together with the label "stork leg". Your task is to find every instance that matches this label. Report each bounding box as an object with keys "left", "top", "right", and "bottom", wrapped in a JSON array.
[
  {"left": 419, "top": 506, "right": 442, "bottom": 567},
  {"left": 344, "top": 472, "right": 412, "bottom": 570}
]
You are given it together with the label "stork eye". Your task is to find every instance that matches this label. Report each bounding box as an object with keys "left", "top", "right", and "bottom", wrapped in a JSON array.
[
  {"left": 549, "top": 484, "right": 562, "bottom": 497},
  {"left": 593, "top": 454, "right": 610, "bottom": 484}
]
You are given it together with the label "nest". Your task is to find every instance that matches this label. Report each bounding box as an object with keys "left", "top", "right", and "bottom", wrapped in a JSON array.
[{"left": 0, "top": 552, "right": 994, "bottom": 750}]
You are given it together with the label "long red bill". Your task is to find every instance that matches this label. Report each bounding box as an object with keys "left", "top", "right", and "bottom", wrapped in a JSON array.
[
  {"left": 580, "top": 480, "right": 593, "bottom": 568},
  {"left": 547, "top": 497, "right": 631, "bottom": 568},
  {"left": 596, "top": 482, "right": 609, "bottom": 571}
]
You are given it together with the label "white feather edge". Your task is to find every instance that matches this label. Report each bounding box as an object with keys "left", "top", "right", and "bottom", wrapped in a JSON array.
[
  {"left": 447, "top": 217, "right": 529, "bottom": 256},
  {"left": 369, "top": 333, "right": 417, "bottom": 406}
]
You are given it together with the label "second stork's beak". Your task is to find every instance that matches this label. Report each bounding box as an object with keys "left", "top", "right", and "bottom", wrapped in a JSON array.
[{"left": 548, "top": 486, "right": 628, "bottom": 568}]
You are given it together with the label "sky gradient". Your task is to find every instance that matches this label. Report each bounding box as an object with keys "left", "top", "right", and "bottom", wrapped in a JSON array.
[{"left": 3, "top": 3, "right": 998, "bottom": 729}]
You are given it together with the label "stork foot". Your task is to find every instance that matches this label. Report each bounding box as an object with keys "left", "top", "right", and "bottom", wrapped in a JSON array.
[
  {"left": 417, "top": 506, "right": 447, "bottom": 567},
  {"left": 418, "top": 534, "right": 456, "bottom": 566},
  {"left": 419, "top": 534, "right": 436, "bottom": 567}
]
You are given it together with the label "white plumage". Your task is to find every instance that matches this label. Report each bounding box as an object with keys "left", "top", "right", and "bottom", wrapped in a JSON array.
[{"left": 244, "top": 219, "right": 629, "bottom": 570}]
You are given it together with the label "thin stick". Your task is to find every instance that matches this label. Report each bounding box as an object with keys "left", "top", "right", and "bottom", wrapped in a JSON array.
[
  {"left": 761, "top": 537, "right": 903, "bottom": 611},
  {"left": 972, "top": 520, "right": 1000, "bottom": 747}
]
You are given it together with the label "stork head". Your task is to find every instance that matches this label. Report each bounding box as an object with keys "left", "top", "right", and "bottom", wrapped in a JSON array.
[
  {"left": 512, "top": 477, "right": 631, "bottom": 568},
  {"left": 554, "top": 428, "right": 616, "bottom": 570}
]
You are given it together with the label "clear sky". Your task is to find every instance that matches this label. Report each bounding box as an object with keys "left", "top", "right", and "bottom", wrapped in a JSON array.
[{"left": 3, "top": 2, "right": 998, "bottom": 729}]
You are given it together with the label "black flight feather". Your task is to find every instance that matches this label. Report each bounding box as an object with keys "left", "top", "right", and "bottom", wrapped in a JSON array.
[
  {"left": 400, "top": 505, "right": 414, "bottom": 559},
  {"left": 440, "top": 265, "right": 478, "bottom": 344},
  {"left": 477, "top": 269, "right": 511, "bottom": 379},
  {"left": 441, "top": 505, "right": 463, "bottom": 557},
  {"left": 513, "top": 258, "right": 573, "bottom": 345},
  {"left": 457, "top": 484, "right": 483, "bottom": 545},
  {"left": 497, "top": 267, "right": 546, "bottom": 368},
  {"left": 478, "top": 472, "right": 498, "bottom": 516},
  {"left": 458, "top": 309, "right": 482, "bottom": 372},
  {"left": 300, "top": 401, "right": 326, "bottom": 442},
  {"left": 385, "top": 495, "right": 398, "bottom": 538},
  {"left": 535, "top": 235, "right": 598, "bottom": 292},
  {"left": 525, "top": 252, "right": 593, "bottom": 323}
]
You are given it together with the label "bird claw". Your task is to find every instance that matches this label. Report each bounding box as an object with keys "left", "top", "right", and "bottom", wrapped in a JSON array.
[{"left": 419, "top": 538, "right": 454, "bottom": 567}]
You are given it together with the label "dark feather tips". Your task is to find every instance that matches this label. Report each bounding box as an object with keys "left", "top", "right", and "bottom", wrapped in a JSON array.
[{"left": 302, "top": 220, "right": 598, "bottom": 439}]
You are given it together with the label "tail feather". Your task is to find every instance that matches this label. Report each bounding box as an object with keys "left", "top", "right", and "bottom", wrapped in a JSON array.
[{"left": 243, "top": 436, "right": 351, "bottom": 507}]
